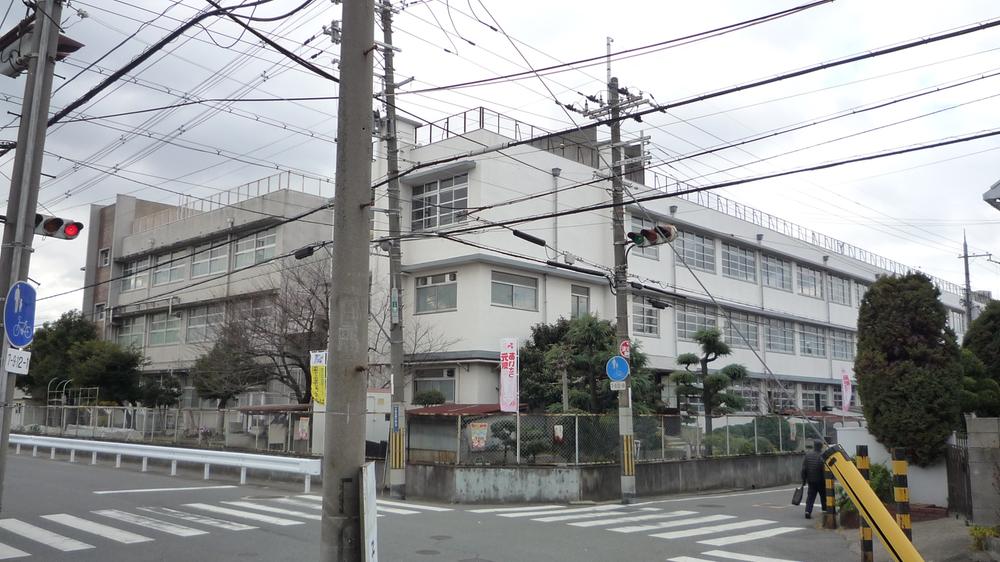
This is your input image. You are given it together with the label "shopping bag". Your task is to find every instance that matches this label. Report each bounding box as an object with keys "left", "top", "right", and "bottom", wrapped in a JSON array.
[{"left": 791, "top": 486, "right": 804, "bottom": 506}]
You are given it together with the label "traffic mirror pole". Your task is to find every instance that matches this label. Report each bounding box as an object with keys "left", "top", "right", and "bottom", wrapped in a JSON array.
[{"left": 0, "top": 0, "right": 64, "bottom": 513}]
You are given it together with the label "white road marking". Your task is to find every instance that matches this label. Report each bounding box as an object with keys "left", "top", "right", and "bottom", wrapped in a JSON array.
[
  {"left": 612, "top": 514, "right": 735, "bottom": 533},
  {"left": 468, "top": 505, "right": 564, "bottom": 513},
  {"left": 703, "top": 550, "right": 803, "bottom": 562},
  {"left": 634, "top": 488, "right": 798, "bottom": 506},
  {"left": 42, "top": 514, "right": 153, "bottom": 544},
  {"left": 498, "top": 505, "right": 623, "bottom": 518},
  {"left": 651, "top": 519, "right": 774, "bottom": 539},
  {"left": 296, "top": 495, "right": 322, "bottom": 502},
  {"left": 377, "top": 506, "right": 420, "bottom": 515},
  {"left": 375, "top": 499, "right": 452, "bottom": 512},
  {"left": 136, "top": 507, "right": 257, "bottom": 531},
  {"left": 274, "top": 498, "right": 322, "bottom": 510},
  {"left": 93, "top": 509, "right": 208, "bottom": 537},
  {"left": 532, "top": 511, "right": 630, "bottom": 522},
  {"left": 93, "top": 485, "right": 237, "bottom": 495},
  {"left": 222, "top": 501, "right": 321, "bottom": 521},
  {"left": 698, "top": 526, "right": 804, "bottom": 546},
  {"left": 666, "top": 557, "right": 714, "bottom": 562},
  {"left": 570, "top": 510, "right": 698, "bottom": 527},
  {"left": 0, "top": 542, "right": 27, "bottom": 560},
  {"left": 0, "top": 519, "right": 93, "bottom": 551},
  {"left": 184, "top": 503, "right": 304, "bottom": 526}
]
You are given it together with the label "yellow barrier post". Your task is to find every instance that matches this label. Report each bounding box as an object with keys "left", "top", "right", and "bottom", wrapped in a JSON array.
[
  {"left": 857, "top": 445, "right": 874, "bottom": 562},
  {"left": 892, "top": 448, "right": 913, "bottom": 541},
  {"left": 824, "top": 464, "right": 837, "bottom": 529},
  {"left": 823, "top": 445, "right": 923, "bottom": 562}
]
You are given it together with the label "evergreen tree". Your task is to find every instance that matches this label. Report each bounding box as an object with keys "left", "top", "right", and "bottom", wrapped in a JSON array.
[
  {"left": 963, "top": 300, "right": 1000, "bottom": 381},
  {"left": 19, "top": 310, "right": 97, "bottom": 400},
  {"left": 855, "top": 273, "right": 962, "bottom": 466},
  {"left": 959, "top": 348, "right": 1000, "bottom": 418}
]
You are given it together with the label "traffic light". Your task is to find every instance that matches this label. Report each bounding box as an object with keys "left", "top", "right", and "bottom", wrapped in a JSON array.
[
  {"left": 627, "top": 224, "right": 677, "bottom": 247},
  {"left": 34, "top": 214, "right": 83, "bottom": 240},
  {"left": 0, "top": 24, "right": 84, "bottom": 78}
]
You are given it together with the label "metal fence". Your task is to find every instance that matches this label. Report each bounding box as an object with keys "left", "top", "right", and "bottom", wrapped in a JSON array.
[
  {"left": 408, "top": 412, "right": 865, "bottom": 466},
  {"left": 11, "top": 404, "right": 311, "bottom": 454}
]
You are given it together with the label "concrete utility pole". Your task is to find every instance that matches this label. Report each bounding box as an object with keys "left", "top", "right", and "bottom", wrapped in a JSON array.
[
  {"left": 381, "top": 0, "right": 407, "bottom": 501},
  {"left": 609, "top": 77, "right": 636, "bottom": 504},
  {"left": 960, "top": 231, "right": 990, "bottom": 329},
  {"left": 321, "top": 0, "right": 374, "bottom": 559},
  {"left": 0, "top": 0, "right": 64, "bottom": 512}
]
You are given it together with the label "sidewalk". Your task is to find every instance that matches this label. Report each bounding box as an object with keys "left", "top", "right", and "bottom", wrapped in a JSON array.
[{"left": 836, "top": 515, "right": 972, "bottom": 561}]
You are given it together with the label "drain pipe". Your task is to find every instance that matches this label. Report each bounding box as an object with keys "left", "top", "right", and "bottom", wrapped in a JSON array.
[{"left": 551, "top": 168, "right": 562, "bottom": 253}]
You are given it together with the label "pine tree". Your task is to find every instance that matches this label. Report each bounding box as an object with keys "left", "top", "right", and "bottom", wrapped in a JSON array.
[{"left": 855, "top": 273, "right": 962, "bottom": 466}]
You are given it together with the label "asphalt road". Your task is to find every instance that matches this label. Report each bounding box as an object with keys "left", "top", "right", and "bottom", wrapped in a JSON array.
[{"left": 0, "top": 451, "right": 862, "bottom": 561}]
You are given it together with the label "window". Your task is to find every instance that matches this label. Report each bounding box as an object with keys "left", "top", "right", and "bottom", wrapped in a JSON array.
[
  {"left": 94, "top": 303, "right": 106, "bottom": 322},
  {"left": 413, "top": 368, "right": 456, "bottom": 402},
  {"left": 116, "top": 316, "right": 143, "bottom": 348},
  {"left": 233, "top": 295, "right": 274, "bottom": 321},
  {"left": 724, "top": 310, "right": 759, "bottom": 349},
  {"left": 733, "top": 383, "right": 760, "bottom": 413},
  {"left": 411, "top": 173, "right": 468, "bottom": 231},
  {"left": 491, "top": 271, "right": 537, "bottom": 311},
  {"left": 121, "top": 258, "right": 148, "bottom": 292},
  {"left": 235, "top": 229, "right": 276, "bottom": 268},
  {"left": 798, "top": 266, "right": 823, "bottom": 299},
  {"left": 949, "top": 309, "right": 966, "bottom": 337},
  {"left": 192, "top": 243, "right": 228, "bottom": 277},
  {"left": 415, "top": 272, "right": 457, "bottom": 313},
  {"left": 186, "top": 304, "right": 224, "bottom": 342},
  {"left": 722, "top": 243, "right": 756, "bottom": 282},
  {"left": 152, "top": 251, "right": 186, "bottom": 286},
  {"left": 800, "top": 324, "right": 826, "bottom": 357},
  {"left": 676, "top": 302, "right": 712, "bottom": 340},
  {"left": 630, "top": 216, "right": 659, "bottom": 259},
  {"left": 855, "top": 282, "right": 870, "bottom": 307},
  {"left": 829, "top": 275, "right": 851, "bottom": 305},
  {"left": 761, "top": 255, "right": 791, "bottom": 291},
  {"left": 831, "top": 329, "right": 855, "bottom": 361},
  {"left": 802, "top": 383, "right": 828, "bottom": 411},
  {"left": 148, "top": 312, "right": 181, "bottom": 346},
  {"left": 633, "top": 297, "right": 659, "bottom": 337},
  {"left": 675, "top": 230, "right": 715, "bottom": 272},
  {"left": 570, "top": 285, "right": 590, "bottom": 319},
  {"left": 98, "top": 248, "right": 110, "bottom": 267},
  {"left": 765, "top": 318, "right": 795, "bottom": 354}
]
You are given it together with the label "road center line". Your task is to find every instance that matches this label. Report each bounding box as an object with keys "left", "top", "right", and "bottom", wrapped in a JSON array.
[{"left": 93, "top": 485, "right": 238, "bottom": 495}]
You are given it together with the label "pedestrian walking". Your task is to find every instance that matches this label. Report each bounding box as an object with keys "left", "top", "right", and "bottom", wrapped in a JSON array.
[{"left": 801, "top": 439, "right": 826, "bottom": 519}]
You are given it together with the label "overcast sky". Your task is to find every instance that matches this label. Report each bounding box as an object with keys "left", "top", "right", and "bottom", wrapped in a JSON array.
[{"left": 2, "top": 0, "right": 999, "bottom": 324}]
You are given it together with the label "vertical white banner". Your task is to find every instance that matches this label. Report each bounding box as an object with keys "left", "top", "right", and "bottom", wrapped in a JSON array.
[
  {"left": 499, "top": 337, "right": 519, "bottom": 413},
  {"left": 360, "top": 461, "right": 378, "bottom": 562},
  {"left": 841, "top": 370, "right": 853, "bottom": 413}
]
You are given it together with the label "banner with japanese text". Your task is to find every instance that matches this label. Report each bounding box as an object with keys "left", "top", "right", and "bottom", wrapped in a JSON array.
[
  {"left": 310, "top": 350, "right": 328, "bottom": 405},
  {"left": 499, "top": 337, "right": 519, "bottom": 412}
]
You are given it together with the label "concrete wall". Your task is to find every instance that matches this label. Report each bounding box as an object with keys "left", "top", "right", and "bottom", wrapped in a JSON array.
[
  {"left": 836, "top": 426, "right": 949, "bottom": 506},
  {"left": 966, "top": 416, "right": 1000, "bottom": 525},
  {"left": 405, "top": 453, "right": 804, "bottom": 503}
]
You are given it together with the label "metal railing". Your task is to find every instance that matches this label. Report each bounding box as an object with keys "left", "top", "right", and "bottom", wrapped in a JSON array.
[
  {"left": 408, "top": 412, "right": 865, "bottom": 466},
  {"left": 9, "top": 434, "right": 320, "bottom": 492}
]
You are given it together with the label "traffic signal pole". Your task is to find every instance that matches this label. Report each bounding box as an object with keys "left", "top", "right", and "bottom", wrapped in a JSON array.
[
  {"left": 609, "top": 77, "right": 636, "bottom": 504},
  {"left": 0, "top": 0, "right": 63, "bottom": 513},
  {"left": 321, "top": 0, "right": 374, "bottom": 559}
]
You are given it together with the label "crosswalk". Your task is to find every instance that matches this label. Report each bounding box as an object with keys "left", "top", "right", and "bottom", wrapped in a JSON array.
[
  {"left": 469, "top": 504, "right": 805, "bottom": 561},
  {"left": 0, "top": 495, "right": 451, "bottom": 559}
]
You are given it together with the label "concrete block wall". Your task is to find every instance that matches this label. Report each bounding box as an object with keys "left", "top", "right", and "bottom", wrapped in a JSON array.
[{"left": 967, "top": 416, "right": 1000, "bottom": 525}]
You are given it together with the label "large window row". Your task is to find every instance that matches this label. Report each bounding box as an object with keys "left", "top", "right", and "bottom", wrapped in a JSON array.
[
  {"left": 121, "top": 229, "right": 277, "bottom": 292},
  {"left": 114, "top": 297, "right": 270, "bottom": 348}
]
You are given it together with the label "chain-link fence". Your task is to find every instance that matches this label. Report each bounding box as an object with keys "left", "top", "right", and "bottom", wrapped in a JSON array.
[
  {"left": 408, "top": 411, "right": 865, "bottom": 466},
  {"left": 10, "top": 404, "right": 311, "bottom": 454}
]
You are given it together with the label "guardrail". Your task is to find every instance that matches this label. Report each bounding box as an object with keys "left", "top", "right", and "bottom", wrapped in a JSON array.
[{"left": 10, "top": 434, "right": 321, "bottom": 492}]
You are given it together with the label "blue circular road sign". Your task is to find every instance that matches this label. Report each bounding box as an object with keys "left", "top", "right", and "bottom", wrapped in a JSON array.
[
  {"left": 4, "top": 281, "right": 36, "bottom": 348},
  {"left": 606, "top": 355, "right": 630, "bottom": 382}
]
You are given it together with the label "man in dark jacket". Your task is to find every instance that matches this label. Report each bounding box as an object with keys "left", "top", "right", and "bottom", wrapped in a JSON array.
[{"left": 801, "top": 440, "right": 826, "bottom": 519}]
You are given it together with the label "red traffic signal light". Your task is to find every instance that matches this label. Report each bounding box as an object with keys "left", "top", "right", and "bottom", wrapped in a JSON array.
[
  {"left": 34, "top": 214, "right": 83, "bottom": 240},
  {"left": 627, "top": 224, "right": 677, "bottom": 247}
]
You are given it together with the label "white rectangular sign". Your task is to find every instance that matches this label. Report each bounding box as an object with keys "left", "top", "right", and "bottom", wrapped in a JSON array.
[
  {"left": 361, "top": 461, "right": 378, "bottom": 562},
  {"left": 499, "top": 337, "right": 519, "bottom": 413},
  {"left": 609, "top": 381, "right": 626, "bottom": 391},
  {"left": 4, "top": 348, "right": 30, "bottom": 375}
]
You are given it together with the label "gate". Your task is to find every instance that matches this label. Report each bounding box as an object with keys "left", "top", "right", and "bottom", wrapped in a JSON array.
[{"left": 946, "top": 443, "right": 973, "bottom": 520}]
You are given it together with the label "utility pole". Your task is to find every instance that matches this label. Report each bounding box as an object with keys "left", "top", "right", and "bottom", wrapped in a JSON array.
[
  {"left": 322, "top": 0, "right": 374, "bottom": 559},
  {"left": 381, "top": 0, "right": 407, "bottom": 501},
  {"left": 960, "top": 230, "right": 989, "bottom": 329},
  {"left": 0, "top": 0, "right": 64, "bottom": 512},
  {"left": 609, "top": 77, "right": 636, "bottom": 504}
]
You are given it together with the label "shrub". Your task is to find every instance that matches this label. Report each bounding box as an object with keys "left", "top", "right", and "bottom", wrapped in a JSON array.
[
  {"left": 412, "top": 389, "right": 446, "bottom": 406},
  {"left": 970, "top": 525, "right": 1000, "bottom": 551}
]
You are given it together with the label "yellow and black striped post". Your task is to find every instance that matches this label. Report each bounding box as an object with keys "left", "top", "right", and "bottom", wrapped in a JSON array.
[
  {"left": 622, "top": 434, "right": 635, "bottom": 478},
  {"left": 824, "top": 464, "right": 837, "bottom": 529},
  {"left": 857, "top": 445, "right": 874, "bottom": 562},
  {"left": 892, "top": 448, "right": 912, "bottom": 541}
]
